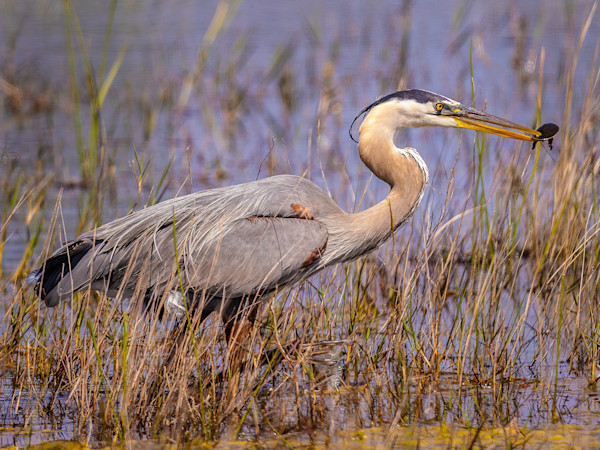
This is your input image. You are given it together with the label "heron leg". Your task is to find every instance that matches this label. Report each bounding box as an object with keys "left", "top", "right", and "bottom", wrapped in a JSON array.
[
  {"left": 222, "top": 297, "right": 259, "bottom": 343},
  {"left": 221, "top": 297, "right": 261, "bottom": 372},
  {"left": 215, "top": 297, "right": 264, "bottom": 415}
]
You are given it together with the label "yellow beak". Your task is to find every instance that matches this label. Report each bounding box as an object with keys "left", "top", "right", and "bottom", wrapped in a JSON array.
[{"left": 453, "top": 107, "right": 545, "bottom": 142}]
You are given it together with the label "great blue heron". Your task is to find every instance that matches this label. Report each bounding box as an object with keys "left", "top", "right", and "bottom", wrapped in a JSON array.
[{"left": 28, "top": 89, "right": 556, "bottom": 343}]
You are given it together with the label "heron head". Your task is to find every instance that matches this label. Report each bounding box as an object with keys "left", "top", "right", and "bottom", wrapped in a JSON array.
[{"left": 350, "top": 89, "right": 556, "bottom": 144}]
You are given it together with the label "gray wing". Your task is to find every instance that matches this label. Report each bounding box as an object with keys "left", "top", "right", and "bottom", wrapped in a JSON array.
[
  {"left": 183, "top": 217, "right": 328, "bottom": 297},
  {"left": 96, "top": 176, "right": 333, "bottom": 297},
  {"left": 37, "top": 216, "right": 328, "bottom": 305},
  {"left": 30, "top": 175, "right": 336, "bottom": 305}
]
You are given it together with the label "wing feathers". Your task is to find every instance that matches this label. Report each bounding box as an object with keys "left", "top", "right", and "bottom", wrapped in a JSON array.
[
  {"left": 185, "top": 217, "right": 328, "bottom": 297},
  {"left": 29, "top": 176, "right": 336, "bottom": 305}
]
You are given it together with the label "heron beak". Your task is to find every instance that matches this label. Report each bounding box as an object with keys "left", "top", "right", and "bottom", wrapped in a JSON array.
[{"left": 452, "top": 107, "right": 543, "bottom": 142}]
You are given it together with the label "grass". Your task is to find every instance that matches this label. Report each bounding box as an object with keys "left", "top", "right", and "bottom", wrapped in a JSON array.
[{"left": 1, "top": 0, "right": 600, "bottom": 447}]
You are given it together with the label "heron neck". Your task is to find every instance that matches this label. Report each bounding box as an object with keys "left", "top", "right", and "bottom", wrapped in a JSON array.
[{"left": 349, "top": 114, "right": 429, "bottom": 254}]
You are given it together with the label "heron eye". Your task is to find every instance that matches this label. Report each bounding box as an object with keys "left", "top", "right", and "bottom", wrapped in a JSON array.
[{"left": 435, "top": 103, "right": 444, "bottom": 112}]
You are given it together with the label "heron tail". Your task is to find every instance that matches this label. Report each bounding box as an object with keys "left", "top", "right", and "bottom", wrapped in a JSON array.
[{"left": 28, "top": 239, "right": 94, "bottom": 307}]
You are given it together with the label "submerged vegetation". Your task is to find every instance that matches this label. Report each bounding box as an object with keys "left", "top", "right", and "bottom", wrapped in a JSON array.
[{"left": 1, "top": 0, "right": 600, "bottom": 447}]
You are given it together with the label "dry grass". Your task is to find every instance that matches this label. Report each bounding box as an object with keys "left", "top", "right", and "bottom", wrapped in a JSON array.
[{"left": 1, "top": 0, "right": 600, "bottom": 447}]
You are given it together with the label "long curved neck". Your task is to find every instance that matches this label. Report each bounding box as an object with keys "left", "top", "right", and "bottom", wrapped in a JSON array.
[{"left": 348, "top": 102, "right": 429, "bottom": 255}]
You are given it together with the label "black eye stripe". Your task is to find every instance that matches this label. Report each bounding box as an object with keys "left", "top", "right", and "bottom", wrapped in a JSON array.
[{"left": 349, "top": 90, "right": 454, "bottom": 142}]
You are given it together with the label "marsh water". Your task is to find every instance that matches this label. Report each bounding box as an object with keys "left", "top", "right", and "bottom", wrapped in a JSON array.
[{"left": 1, "top": 0, "right": 600, "bottom": 447}]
